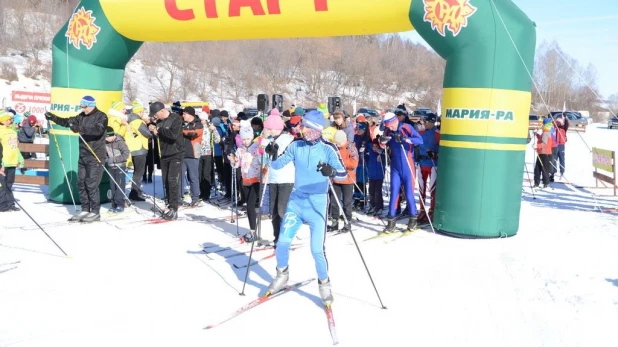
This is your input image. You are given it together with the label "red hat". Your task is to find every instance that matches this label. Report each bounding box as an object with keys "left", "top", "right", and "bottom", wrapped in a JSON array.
[
  {"left": 289, "top": 115, "right": 301, "bottom": 125},
  {"left": 202, "top": 106, "right": 211, "bottom": 114},
  {"left": 28, "top": 115, "right": 37, "bottom": 124},
  {"left": 356, "top": 115, "right": 367, "bottom": 123}
]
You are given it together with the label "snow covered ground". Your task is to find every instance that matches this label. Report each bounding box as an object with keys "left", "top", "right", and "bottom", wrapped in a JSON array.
[{"left": 1, "top": 125, "right": 617, "bottom": 347}]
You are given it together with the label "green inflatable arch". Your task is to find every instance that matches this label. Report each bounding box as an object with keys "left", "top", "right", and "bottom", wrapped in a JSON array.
[{"left": 49, "top": 0, "right": 536, "bottom": 238}]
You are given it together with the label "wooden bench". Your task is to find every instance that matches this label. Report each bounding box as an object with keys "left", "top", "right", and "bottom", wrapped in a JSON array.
[{"left": 15, "top": 143, "right": 49, "bottom": 185}]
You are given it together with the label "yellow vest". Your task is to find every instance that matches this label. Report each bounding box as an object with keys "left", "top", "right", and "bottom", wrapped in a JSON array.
[
  {"left": 322, "top": 126, "right": 337, "bottom": 143},
  {"left": 0, "top": 126, "right": 23, "bottom": 167},
  {"left": 107, "top": 116, "right": 128, "bottom": 138},
  {"left": 128, "top": 118, "right": 149, "bottom": 152}
]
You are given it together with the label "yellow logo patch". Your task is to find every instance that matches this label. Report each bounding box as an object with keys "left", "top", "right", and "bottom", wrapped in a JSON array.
[
  {"left": 65, "top": 7, "right": 101, "bottom": 50},
  {"left": 423, "top": 0, "right": 477, "bottom": 37}
]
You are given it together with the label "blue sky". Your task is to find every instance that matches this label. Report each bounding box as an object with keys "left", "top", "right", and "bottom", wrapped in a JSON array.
[{"left": 400, "top": 0, "right": 618, "bottom": 98}]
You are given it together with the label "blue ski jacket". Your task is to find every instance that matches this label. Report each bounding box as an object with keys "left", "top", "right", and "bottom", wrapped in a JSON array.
[
  {"left": 367, "top": 148, "right": 385, "bottom": 180},
  {"left": 383, "top": 123, "right": 423, "bottom": 172},
  {"left": 418, "top": 127, "right": 440, "bottom": 168},
  {"left": 271, "top": 137, "right": 347, "bottom": 195},
  {"left": 354, "top": 134, "right": 372, "bottom": 183}
]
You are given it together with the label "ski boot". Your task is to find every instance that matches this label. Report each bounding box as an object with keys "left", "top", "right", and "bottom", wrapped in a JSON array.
[
  {"left": 162, "top": 209, "right": 178, "bottom": 221},
  {"left": 68, "top": 211, "right": 89, "bottom": 222},
  {"left": 80, "top": 212, "right": 101, "bottom": 223},
  {"left": 327, "top": 219, "right": 339, "bottom": 232},
  {"left": 318, "top": 277, "right": 334, "bottom": 306},
  {"left": 382, "top": 217, "right": 396, "bottom": 234},
  {"left": 243, "top": 231, "right": 257, "bottom": 243},
  {"left": 266, "top": 266, "right": 289, "bottom": 295},
  {"left": 406, "top": 217, "right": 417, "bottom": 231},
  {"left": 372, "top": 208, "right": 383, "bottom": 217},
  {"left": 340, "top": 223, "right": 351, "bottom": 233}
]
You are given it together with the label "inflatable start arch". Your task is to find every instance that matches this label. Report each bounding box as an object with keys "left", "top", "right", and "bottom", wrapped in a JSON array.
[{"left": 49, "top": 0, "right": 536, "bottom": 238}]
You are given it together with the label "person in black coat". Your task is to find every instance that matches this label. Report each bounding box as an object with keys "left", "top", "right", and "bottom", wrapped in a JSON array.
[
  {"left": 45, "top": 96, "right": 108, "bottom": 223},
  {"left": 148, "top": 102, "right": 184, "bottom": 220}
]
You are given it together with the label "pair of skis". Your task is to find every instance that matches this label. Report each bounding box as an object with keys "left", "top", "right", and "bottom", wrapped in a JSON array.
[{"left": 204, "top": 278, "right": 339, "bottom": 345}]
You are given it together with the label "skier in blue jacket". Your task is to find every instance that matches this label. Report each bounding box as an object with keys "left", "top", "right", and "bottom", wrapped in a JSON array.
[
  {"left": 264, "top": 110, "right": 347, "bottom": 306},
  {"left": 379, "top": 112, "right": 423, "bottom": 233}
]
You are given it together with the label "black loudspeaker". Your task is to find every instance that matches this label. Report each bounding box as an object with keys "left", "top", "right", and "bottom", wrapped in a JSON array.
[
  {"left": 328, "top": 96, "right": 342, "bottom": 114},
  {"left": 257, "top": 94, "right": 269, "bottom": 112},
  {"left": 272, "top": 94, "right": 284, "bottom": 112}
]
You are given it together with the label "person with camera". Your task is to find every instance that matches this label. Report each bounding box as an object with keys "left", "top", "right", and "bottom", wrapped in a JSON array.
[
  {"left": 147, "top": 101, "right": 184, "bottom": 220},
  {"left": 44, "top": 96, "right": 108, "bottom": 223}
]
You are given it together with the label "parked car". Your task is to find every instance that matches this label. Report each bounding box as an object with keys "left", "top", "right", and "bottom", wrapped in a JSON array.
[
  {"left": 608, "top": 115, "right": 618, "bottom": 129},
  {"left": 243, "top": 107, "right": 259, "bottom": 118},
  {"left": 357, "top": 107, "right": 379, "bottom": 118},
  {"left": 411, "top": 107, "right": 431, "bottom": 122},
  {"left": 529, "top": 114, "right": 541, "bottom": 131}
]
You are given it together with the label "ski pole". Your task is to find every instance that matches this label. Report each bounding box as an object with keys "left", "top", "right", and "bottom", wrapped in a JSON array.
[
  {"left": 76, "top": 132, "right": 134, "bottom": 208},
  {"left": 523, "top": 162, "right": 536, "bottom": 199},
  {"left": 230, "top": 163, "right": 237, "bottom": 227},
  {"left": 152, "top": 137, "right": 157, "bottom": 217},
  {"left": 14, "top": 199, "right": 68, "bottom": 257},
  {"left": 47, "top": 122, "right": 78, "bottom": 213},
  {"left": 362, "top": 145, "right": 367, "bottom": 211},
  {"left": 328, "top": 180, "right": 386, "bottom": 309},
  {"left": 400, "top": 143, "right": 436, "bottom": 234},
  {"left": 240, "top": 160, "right": 271, "bottom": 296}
]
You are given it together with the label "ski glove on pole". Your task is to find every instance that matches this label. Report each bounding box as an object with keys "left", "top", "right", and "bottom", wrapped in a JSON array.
[
  {"left": 379, "top": 135, "right": 391, "bottom": 143},
  {"left": 393, "top": 133, "right": 403, "bottom": 143},
  {"left": 265, "top": 142, "right": 279, "bottom": 159},
  {"left": 317, "top": 162, "right": 335, "bottom": 177}
]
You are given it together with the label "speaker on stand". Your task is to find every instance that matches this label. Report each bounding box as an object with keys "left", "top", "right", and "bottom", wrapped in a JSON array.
[
  {"left": 257, "top": 94, "right": 269, "bottom": 112},
  {"left": 328, "top": 96, "right": 342, "bottom": 114},
  {"left": 272, "top": 94, "right": 284, "bottom": 113}
]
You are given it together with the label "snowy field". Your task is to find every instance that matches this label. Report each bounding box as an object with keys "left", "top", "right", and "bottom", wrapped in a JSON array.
[{"left": 1, "top": 125, "right": 617, "bottom": 347}]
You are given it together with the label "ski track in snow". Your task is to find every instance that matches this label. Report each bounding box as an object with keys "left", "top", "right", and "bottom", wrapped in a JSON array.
[{"left": 0, "top": 126, "right": 617, "bottom": 347}]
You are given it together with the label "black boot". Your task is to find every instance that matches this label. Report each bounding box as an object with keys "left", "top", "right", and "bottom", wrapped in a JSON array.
[
  {"left": 341, "top": 223, "right": 351, "bottom": 233},
  {"left": 407, "top": 218, "right": 417, "bottom": 231},
  {"left": 327, "top": 219, "right": 339, "bottom": 232},
  {"left": 383, "top": 217, "right": 396, "bottom": 233},
  {"left": 162, "top": 209, "right": 178, "bottom": 221}
]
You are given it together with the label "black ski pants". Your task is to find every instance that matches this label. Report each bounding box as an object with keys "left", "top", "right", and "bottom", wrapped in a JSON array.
[
  {"left": 77, "top": 156, "right": 104, "bottom": 214},
  {"left": 130, "top": 154, "right": 146, "bottom": 197},
  {"left": 161, "top": 156, "right": 182, "bottom": 210},
  {"left": 534, "top": 153, "right": 551, "bottom": 186},
  {"left": 199, "top": 155, "right": 214, "bottom": 200},
  {"left": 329, "top": 183, "right": 354, "bottom": 223},
  {"left": 243, "top": 182, "right": 260, "bottom": 231},
  {"left": 109, "top": 165, "right": 127, "bottom": 208},
  {"left": 269, "top": 183, "right": 293, "bottom": 243},
  {"left": 0, "top": 167, "right": 16, "bottom": 211}
]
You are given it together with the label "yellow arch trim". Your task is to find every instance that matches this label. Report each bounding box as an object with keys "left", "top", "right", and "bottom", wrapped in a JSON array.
[
  {"left": 100, "top": 0, "right": 414, "bottom": 42},
  {"left": 441, "top": 140, "right": 527, "bottom": 151}
]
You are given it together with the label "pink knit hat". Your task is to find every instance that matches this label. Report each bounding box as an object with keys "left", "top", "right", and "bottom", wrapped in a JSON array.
[
  {"left": 264, "top": 114, "right": 284, "bottom": 131},
  {"left": 269, "top": 108, "right": 280, "bottom": 116}
]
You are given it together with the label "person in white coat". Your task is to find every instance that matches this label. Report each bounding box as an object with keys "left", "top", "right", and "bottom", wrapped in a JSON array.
[{"left": 261, "top": 110, "right": 295, "bottom": 247}]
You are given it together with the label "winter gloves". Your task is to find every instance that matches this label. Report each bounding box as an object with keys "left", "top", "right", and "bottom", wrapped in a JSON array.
[
  {"left": 265, "top": 142, "right": 279, "bottom": 159},
  {"left": 317, "top": 162, "right": 334, "bottom": 177}
]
